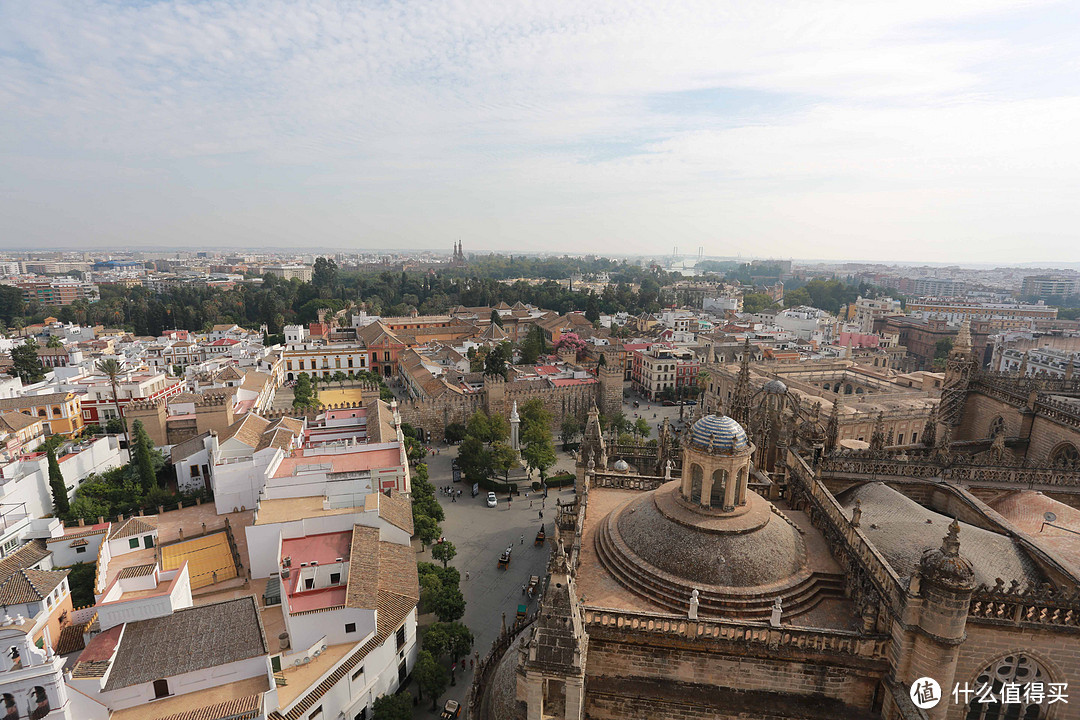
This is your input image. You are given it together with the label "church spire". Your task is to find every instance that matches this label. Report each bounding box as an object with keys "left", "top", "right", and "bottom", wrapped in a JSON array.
[{"left": 730, "top": 338, "right": 753, "bottom": 425}]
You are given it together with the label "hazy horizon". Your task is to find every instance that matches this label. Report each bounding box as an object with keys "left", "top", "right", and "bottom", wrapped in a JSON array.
[{"left": 3, "top": 1, "right": 1080, "bottom": 264}]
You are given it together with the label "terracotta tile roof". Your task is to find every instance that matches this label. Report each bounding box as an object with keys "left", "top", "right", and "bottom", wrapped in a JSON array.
[
  {"left": 219, "top": 413, "right": 271, "bottom": 449},
  {"left": 0, "top": 539, "right": 50, "bottom": 581},
  {"left": 54, "top": 624, "right": 86, "bottom": 655},
  {"left": 108, "top": 516, "right": 158, "bottom": 540},
  {"left": 104, "top": 597, "right": 267, "bottom": 691},
  {"left": 117, "top": 563, "right": 157, "bottom": 579},
  {"left": 255, "top": 427, "right": 295, "bottom": 452},
  {"left": 0, "top": 411, "right": 42, "bottom": 432},
  {"left": 45, "top": 524, "right": 109, "bottom": 543},
  {"left": 68, "top": 538, "right": 89, "bottom": 548},
  {"left": 170, "top": 430, "right": 213, "bottom": 463},
  {"left": 377, "top": 490, "right": 414, "bottom": 535},
  {"left": 345, "top": 527, "right": 379, "bottom": 610},
  {"left": 0, "top": 392, "right": 74, "bottom": 410},
  {"left": 0, "top": 567, "right": 69, "bottom": 605},
  {"left": 156, "top": 694, "right": 263, "bottom": 720},
  {"left": 215, "top": 365, "right": 245, "bottom": 382}
]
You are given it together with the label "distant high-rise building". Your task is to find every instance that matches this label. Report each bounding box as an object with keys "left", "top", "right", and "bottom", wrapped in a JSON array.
[{"left": 1021, "top": 274, "right": 1079, "bottom": 299}]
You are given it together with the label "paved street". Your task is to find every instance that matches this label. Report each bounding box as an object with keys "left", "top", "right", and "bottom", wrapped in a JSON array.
[
  {"left": 410, "top": 446, "right": 574, "bottom": 716},
  {"left": 405, "top": 393, "right": 692, "bottom": 715}
]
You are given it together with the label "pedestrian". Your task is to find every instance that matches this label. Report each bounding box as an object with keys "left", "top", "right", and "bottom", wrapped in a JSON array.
[
  {"left": 539, "top": 510, "right": 543, "bottom": 519},
  {"left": 522, "top": 583, "right": 526, "bottom": 594},
  {"left": 465, "top": 571, "right": 470, "bottom": 581},
  {"left": 530, "top": 499, "right": 533, "bottom": 509},
  {"left": 520, "top": 534, "right": 524, "bottom": 545}
]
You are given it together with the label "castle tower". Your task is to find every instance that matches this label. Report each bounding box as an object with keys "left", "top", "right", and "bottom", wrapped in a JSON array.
[
  {"left": 124, "top": 398, "right": 168, "bottom": 447},
  {"left": 483, "top": 374, "right": 506, "bottom": 417},
  {"left": 939, "top": 319, "right": 975, "bottom": 424},
  {"left": 597, "top": 363, "right": 622, "bottom": 419},
  {"left": 510, "top": 400, "right": 521, "bottom": 451},
  {"left": 517, "top": 542, "right": 587, "bottom": 720},
  {"left": 899, "top": 520, "right": 975, "bottom": 720}
]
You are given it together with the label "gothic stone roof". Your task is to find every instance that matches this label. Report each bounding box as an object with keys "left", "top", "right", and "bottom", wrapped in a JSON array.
[{"left": 837, "top": 482, "right": 1043, "bottom": 588}]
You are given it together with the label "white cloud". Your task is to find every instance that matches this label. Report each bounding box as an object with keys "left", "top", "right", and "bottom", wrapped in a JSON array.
[{"left": 0, "top": 0, "right": 1076, "bottom": 261}]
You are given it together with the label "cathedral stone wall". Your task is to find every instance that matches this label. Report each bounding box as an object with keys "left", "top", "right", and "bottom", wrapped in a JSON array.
[
  {"left": 585, "top": 637, "right": 882, "bottom": 712},
  {"left": 956, "top": 392, "right": 1028, "bottom": 442},
  {"left": 949, "top": 623, "right": 1080, "bottom": 720},
  {"left": 1026, "top": 414, "right": 1080, "bottom": 466}
]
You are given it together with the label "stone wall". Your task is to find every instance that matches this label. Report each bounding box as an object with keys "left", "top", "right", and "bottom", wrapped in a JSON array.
[
  {"left": 950, "top": 623, "right": 1079, "bottom": 720},
  {"left": 1027, "top": 414, "right": 1080, "bottom": 466},
  {"left": 585, "top": 635, "right": 883, "bottom": 712},
  {"left": 956, "top": 392, "right": 1028, "bottom": 442}
]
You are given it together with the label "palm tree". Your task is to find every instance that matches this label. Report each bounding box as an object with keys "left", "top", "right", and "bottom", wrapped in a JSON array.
[{"left": 96, "top": 358, "right": 130, "bottom": 459}]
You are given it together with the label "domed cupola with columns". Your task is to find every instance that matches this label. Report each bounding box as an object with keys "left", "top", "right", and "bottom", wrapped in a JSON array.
[{"left": 682, "top": 414, "right": 754, "bottom": 512}]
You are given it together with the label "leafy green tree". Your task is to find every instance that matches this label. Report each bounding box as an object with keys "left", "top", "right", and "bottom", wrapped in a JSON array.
[
  {"left": 432, "top": 540, "right": 457, "bottom": 568},
  {"left": 11, "top": 339, "right": 45, "bottom": 384},
  {"left": 130, "top": 420, "right": 157, "bottom": 491},
  {"left": 46, "top": 335, "right": 63, "bottom": 348},
  {"left": 372, "top": 692, "right": 413, "bottom": 720},
  {"left": 312, "top": 257, "right": 338, "bottom": 295},
  {"left": 415, "top": 515, "right": 441, "bottom": 550},
  {"left": 423, "top": 622, "right": 451, "bottom": 658},
  {"left": 560, "top": 417, "right": 581, "bottom": 449},
  {"left": 95, "top": 358, "right": 128, "bottom": 458},
  {"left": 425, "top": 621, "right": 474, "bottom": 665},
  {"left": 456, "top": 436, "right": 492, "bottom": 481},
  {"left": 47, "top": 447, "right": 70, "bottom": 518},
  {"left": 484, "top": 343, "right": 510, "bottom": 378},
  {"left": 292, "top": 373, "right": 318, "bottom": 410},
  {"left": 634, "top": 417, "right": 651, "bottom": 440},
  {"left": 522, "top": 424, "right": 556, "bottom": 481},
  {"left": 444, "top": 422, "right": 466, "bottom": 444},
  {"left": 487, "top": 413, "right": 510, "bottom": 443},
  {"left": 106, "top": 418, "right": 125, "bottom": 435},
  {"left": 414, "top": 650, "right": 448, "bottom": 709},
  {"left": 431, "top": 584, "right": 466, "bottom": 623},
  {"left": 490, "top": 308, "right": 504, "bottom": 327},
  {"left": 63, "top": 562, "right": 96, "bottom": 608},
  {"left": 741, "top": 293, "right": 777, "bottom": 314},
  {"left": 490, "top": 441, "right": 517, "bottom": 481},
  {"left": 332, "top": 370, "right": 347, "bottom": 389}
]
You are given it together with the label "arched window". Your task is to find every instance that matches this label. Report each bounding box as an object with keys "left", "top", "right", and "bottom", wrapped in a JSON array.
[
  {"left": 822, "top": 383, "right": 830, "bottom": 391},
  {"left": 845, "top": 384, "right": 853, "bottom": 395},
  {"left": 29, "top": 686, "right": 50, "bottom": 720},
  {"left": 709, "top": 469, "right": 727, "bottom": 506},
  {"left": 690, "top": 464, "right": 703, "bottom": 504},
  {"left": 964, "top": 654, "right": 1045, "bottom": 720},
  {"left": 988, "top": 416, "right": 1006, "bottom": 438},
  {"left": 855, "top": 388, "right": 864, "bottom": 395},
  {"left": 1050, "top": 443, "right": 1079, "bottom": 469}
]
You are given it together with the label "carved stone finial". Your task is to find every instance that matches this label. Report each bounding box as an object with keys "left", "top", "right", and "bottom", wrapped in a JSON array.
[{"left": 688, "top": 589, "right": 700, "bottom": 620}]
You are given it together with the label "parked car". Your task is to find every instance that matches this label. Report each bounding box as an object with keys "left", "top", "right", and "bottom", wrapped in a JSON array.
[
  {"left": 441, "top": 700, "right": 461, "bottom": 719},
  {"left": 486, "top": 491, "right": 498, "bottom": 508}
]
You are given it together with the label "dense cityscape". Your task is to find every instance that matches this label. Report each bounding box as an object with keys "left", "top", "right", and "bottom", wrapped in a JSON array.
[{"left": 0, "top": 247, "right": 1077, "bottom": 720}]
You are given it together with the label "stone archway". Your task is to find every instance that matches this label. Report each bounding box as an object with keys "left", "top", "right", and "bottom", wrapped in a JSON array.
[
  {"left": 1050, "top": 442, "right": 1079, "bottom": 469},
  {"left": 709, "top": 469, "right": 727, "bottom": 507},
  {"left": 963, "top": 653, "right": 1047, "bottom": 720},
  {"left": 690, "top": 464, "right": 703, "bottom": 503}
]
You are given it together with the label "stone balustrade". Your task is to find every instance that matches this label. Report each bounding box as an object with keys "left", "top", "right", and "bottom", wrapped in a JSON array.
[
  {"left": 591, "top": 474, "right": 666, "bottom": 491},
  {"left": 1035, "top": 396, "right": 1080, "bottom": 430},
  {"left": 819, "top": 457, "right": 1080, "bottom": 488},
  {"left": 969, "top": 594, "right": 1080, "bottom": 630},
  {"left": 788, "top": 452, "right": 906, "bottom": 612},
  {"left": 583, "top": 607, "right": 890, "bottom": 659}
]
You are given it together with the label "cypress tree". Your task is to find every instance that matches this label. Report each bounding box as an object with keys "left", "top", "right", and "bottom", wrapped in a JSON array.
[{"left": 48, "top": 447, "right": 70, "bottom": 518}]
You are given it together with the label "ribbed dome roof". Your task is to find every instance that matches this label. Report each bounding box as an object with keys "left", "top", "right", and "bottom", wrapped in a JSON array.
[
  {"left": 688, "top": 415, "right": 748, "bottom": 454},
  {"left": 763, "top": 379, "right": 788, "bottom": 395}
]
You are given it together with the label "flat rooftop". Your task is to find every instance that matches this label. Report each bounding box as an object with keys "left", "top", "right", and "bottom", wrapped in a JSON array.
[
  {"left": 272, "top": 447, "right": 401, "bottom": 478},
  {"left": 253, "top": 496, "right": 367, "bottom": 526}
]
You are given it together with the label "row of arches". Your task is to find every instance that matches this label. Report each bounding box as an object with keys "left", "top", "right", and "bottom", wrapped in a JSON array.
[
  {"left": 821, "top": 382, "right": 865, "bottom": 395},
  {"left": 686, "top": 464, "right": 748, "bottom": 508},
  {"left": 2, "top": 687, "right": 49, "bottom": 720}
]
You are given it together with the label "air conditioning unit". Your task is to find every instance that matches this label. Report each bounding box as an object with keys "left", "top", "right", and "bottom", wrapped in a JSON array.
[{"left": 311, "top": 560, "right": 318, "bottom": 567}]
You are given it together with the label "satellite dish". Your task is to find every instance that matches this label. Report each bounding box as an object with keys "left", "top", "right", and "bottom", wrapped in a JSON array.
[{"left": 1044, "top": 511, "right": 1057, "bottom": 523}]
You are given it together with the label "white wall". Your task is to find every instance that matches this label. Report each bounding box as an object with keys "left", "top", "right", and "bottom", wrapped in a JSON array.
[
  {"left": 283, "top": 605, "right": 375, "bottom": 654},
  {"left": 96, "top": 567, "right": 192, "bottom": 631},
  {"left": 47, "top": 531, "right": 106, "bottom": 568},
  {"left": 107, "top": 529, "right": 156, "bottom": 558},
  {"left": 95, "top": 654, "right": 270, "bottom": 711}
]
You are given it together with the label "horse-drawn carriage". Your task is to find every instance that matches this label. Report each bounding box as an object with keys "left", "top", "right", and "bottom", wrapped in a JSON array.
[
  {"left": 498, "top": 546, "right": 512, "bottom": 569},
  {"left": 534, "top": 525, "right": 546, "bottom": 546}
]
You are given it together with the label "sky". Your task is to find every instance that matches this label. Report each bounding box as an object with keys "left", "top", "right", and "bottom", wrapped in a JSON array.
[{"left": 1, "top": 1, "right": 1079, "bottom": 263}]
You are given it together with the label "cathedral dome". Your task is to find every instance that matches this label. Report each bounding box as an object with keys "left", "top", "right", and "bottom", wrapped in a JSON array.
[
  {"left": 613, "top": 484, "right": 807, "bottom": 589},
  {"left": 688, "top": 415, "right": 749, "bottom": 455},
  {"left": 763, "top": 378, "right": 788, "bottom": 395}
]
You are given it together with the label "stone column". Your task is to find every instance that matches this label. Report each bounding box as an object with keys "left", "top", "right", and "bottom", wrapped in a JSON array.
[
  {"left": 525, "top": 675, "right": 544, "bottom": 720},
  {"left": 510, "top": 401, "right": 520, "bottom": 451},
  {"left": 565, "top": 676, "right": 586, "bottom": 720}
]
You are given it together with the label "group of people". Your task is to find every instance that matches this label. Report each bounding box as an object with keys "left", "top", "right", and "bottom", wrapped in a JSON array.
[{"left": 442, "top": 485, "right": 462, "bottom": 502}]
